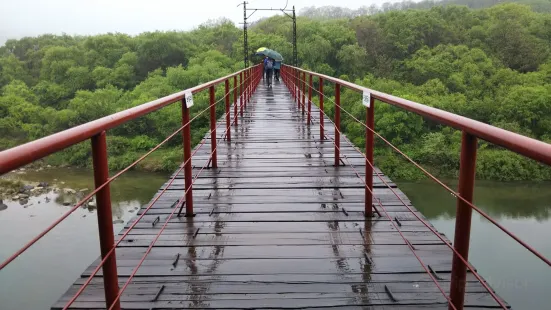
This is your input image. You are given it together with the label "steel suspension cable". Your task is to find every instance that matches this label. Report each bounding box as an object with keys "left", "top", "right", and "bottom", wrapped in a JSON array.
[
  {"left": 62, "top": 80, "right": 252, "bottom": 308},
  {"left": 0, "top": 100, "right": 218, "bottom": 271},
  {"left": 289, "top": 74, "right": 509, "bottom": 308},
  {"left": 293, "top": 73, "right": 551, "bottom": 267},
  {"left": 337, "top": 91, "right": 551, "bottom": 268},
  {"left": 1, "top": 72, "right": 255, "bottom": 272},
  {"left": 304, "top": 109, "right": 458, "bottom": 309},
  {"left": 105, "top": 107, "right": 237, "bottom": 310}
]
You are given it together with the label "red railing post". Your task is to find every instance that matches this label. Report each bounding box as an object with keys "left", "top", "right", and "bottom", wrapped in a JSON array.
[
  {"left": 449, "top": 131, "right": 478, "bottom": 310},
  {"left": 307, "top": 74, "right": 312, "bottom": 125},
  {"left": 249, "top": 68, "right": 252, "bottom": 102},
  {"left": 298, "top": 70, "right": 301, "bottom": 108},
  {"left": 181, "top": 98, "right": 193, "bottom": 216},
  {"left": 293, "top": 68, "right": 297, "bottom": 101},
  {"left": 209, "top": 85, "right": 218, "bottom": 168},
  {"left": 296, "top": 69, "right": 300, "bottom": 109},
  {"left": 365, "top": 97, "right": 375, "bottom": 217},
  {"left": 301, "top": 72, "right": 306, "bottom": 114},
  {"left": 233, "top": 75, "right": 238, "bottom": 127},
  {"left": 291, "top": 68, "right": 295, "bottom": 98},
  {"left": 284, "top": 67, "right": 287, "bottom": 89},
  {"left": 335, "top": 83, "right": 341, "bottom": 167},
  {"left": 91, "top": 131, "right": 121, "bottom": 310},
  {"left": 319, "top": 77, "right": 324, "bottom": 141},
  {"left": 290, "top": 67, "right": 294, "bottom": 98},
  {"left": 245, "top": 69, "right": 249, "bottom": 107},
  {"left": 248, "top": 68, "right": 251, "bottom": 101},
  {"left": 240, "top": 71, "right": 244, "bottom": 117},
  {"left": 225, "top": 79, "right": 231, "bottom": 142}
]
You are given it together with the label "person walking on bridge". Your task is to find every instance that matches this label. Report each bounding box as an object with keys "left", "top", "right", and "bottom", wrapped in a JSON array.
[
  {"left": 265, "top": 58, "right": 274, "bottom": 87},
  {"left": 274, "top": 60, "right": 281, "bottom": 81},
  {"left": 263, "top": 56, "right": 269, "bottom": 80}
]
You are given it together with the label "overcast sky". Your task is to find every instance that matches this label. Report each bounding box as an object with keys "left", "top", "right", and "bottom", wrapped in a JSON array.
[{"left": 1, "top": 0, "right": 416, "bottom": 44}]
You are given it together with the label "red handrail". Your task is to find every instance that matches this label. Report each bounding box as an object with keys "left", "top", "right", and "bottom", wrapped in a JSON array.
[
  {"left": 281, "top": 65, "right": 550, "bottom": 310},
  {"left": 283, "top": 65, "right": 551, "bottom": 166},
  {"left": 0, "top": 64, "right": 263, "bottom": 310},
  {"left": 0, "top": 66, "right": 260, "bottom": 175}
]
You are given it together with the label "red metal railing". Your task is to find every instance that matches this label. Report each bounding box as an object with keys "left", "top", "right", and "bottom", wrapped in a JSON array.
[
  {"left": 281, "top": 65, "right": 551, "bottom": 310},
  {"left": 0, "top": 64, "right": 263, "bottom": 310},
  {"left": 1, "top": 62, "right": 549, "bottom": 309}
]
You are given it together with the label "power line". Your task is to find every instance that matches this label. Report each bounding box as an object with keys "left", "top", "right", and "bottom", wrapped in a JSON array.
[{"left": 238, "top": 1, "right": 298, "bottom": 67}]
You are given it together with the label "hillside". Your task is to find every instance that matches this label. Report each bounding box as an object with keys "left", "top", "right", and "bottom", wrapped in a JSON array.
[
  {"left": 300, "top": 0, "right": 551, "bottom": 18},
  {"left": 1, "top": 4, "right": 551, "bottom": 180}
]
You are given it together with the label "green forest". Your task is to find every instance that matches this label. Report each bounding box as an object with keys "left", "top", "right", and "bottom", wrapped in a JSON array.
[{"left": 1, "top": 1, "right": 551, "bottom": 180}]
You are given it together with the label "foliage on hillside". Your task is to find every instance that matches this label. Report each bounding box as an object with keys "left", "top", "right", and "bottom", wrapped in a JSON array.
[
  {"left": 300, "top": 0, "right": 551, "bottom": 18},
  {"left": 1, "top": 4, "right": 551, "bottom": 180}
]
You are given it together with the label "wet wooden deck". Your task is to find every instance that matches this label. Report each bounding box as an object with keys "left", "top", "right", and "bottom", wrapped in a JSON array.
[{"left": 54, "top": 81, "right": 507, "bottom": 309}]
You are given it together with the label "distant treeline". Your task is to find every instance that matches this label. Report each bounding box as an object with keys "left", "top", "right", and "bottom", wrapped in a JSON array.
[{"left": 300, "top": 0, "right": 551, "bottom": 18}]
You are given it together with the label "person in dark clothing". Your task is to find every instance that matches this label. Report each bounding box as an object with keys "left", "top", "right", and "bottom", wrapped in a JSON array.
[
  {"left": 265, "top": 58, "right": 274, "bottom": 87},
  {"left": 263, "top": 56, "right": 269, "bottom": 80},
  {"left": 273, "top": 61, "right": 281, "bottom": 81}
]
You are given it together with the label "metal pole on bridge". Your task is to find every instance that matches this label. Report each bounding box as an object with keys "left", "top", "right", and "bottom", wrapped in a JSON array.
[
  {"left": 234, "top": 75, "right": 238, "bottom": 127},
  {"left": 91, "top": 131, "right": 121, "bottom": 310},
  {"left": 365, "top": 97, "right": 375, "bottom": 217},
  {"left": 301, "top": 72, "right": 306, "bottom": 114},
  {"left": 334, "top": 83, "right": 341, "bottom": 167},
  {"left": 209, "top": 85, "right": 218, "bottom": 168},
  {"left": 307, "top": 74, "right": 312, "bottom": 125},
  {"left": 181, "top": 97, "right": 194, "bottom": 216},
  {"left": 449, "top": 131, "right": 478, "bottom": 310},
  {"left": 225, "top": 79, "right": 231, "bottom": 142},
  {"left": 295, "top": 69, "right": 300, "bottom": 109},
  {"left": 291, "top": 68, "right": 295, "bottom": 100},
  {"left": 240, "top": 72, "right": 244, "bottom": 117},
  {"left": 246, "top": 68, "right": 250, "bottom": 105},
  {"left": 319, "top": 77, "right": 324, "bottom": 141},
  {"left": 243, "top": 70, "right": 247, "bottom": 110}
]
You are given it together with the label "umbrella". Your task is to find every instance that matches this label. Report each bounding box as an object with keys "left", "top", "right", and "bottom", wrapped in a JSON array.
[
  {"left": 258, "top": 48, "right": 283, "bottom": 61},
  {"left": 256, "top": 47, "right": 268, "bottom": 53}
]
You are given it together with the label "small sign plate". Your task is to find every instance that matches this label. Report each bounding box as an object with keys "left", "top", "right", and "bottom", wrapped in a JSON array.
[
  {"left": 184, "top": 91, "right": 194, "bottom": 108},
  {"left": 362, "top": 91, "right": 371, "bottom": 108}
]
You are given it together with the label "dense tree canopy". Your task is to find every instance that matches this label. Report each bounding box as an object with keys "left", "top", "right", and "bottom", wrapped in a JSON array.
[{"left": 1, "top": 3, "right": 551, "bottom": 180}]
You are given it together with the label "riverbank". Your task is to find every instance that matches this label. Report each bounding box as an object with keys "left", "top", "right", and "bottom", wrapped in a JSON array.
[
  {"left": 0, "top": 167, "right": 168, "bottom": 310},
  {"left": 0, "top": 167, "right": 169, "bottom": 213},
  {"left": 0, "top": 170, "right": 97, "bottom": 212}
]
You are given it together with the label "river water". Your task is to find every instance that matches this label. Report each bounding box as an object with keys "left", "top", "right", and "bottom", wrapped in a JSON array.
[
  {"left": 0, "top": 168, "right": 168, "bottom": 310},
  {"left": 399, "top": 180, "right": 551, "bottom": 309},
  {"left": 0, "top": 169, "right": 549, "bottom": 309}
]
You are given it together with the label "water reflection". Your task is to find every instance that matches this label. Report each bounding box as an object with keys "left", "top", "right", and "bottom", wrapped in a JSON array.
[
  {"left": 0, "top": 168, "right": 168, "bottom": 310},
  {"left": 399, "top": 180, "right": 551, "bottom": 220},
  {"left": 398, "top": 179, "right": 551, "bottom": 310}
]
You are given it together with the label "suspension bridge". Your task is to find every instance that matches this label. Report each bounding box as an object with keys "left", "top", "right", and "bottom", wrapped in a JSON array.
[{"left": 1, "top": 64, "right": 550, "bottom": 309}]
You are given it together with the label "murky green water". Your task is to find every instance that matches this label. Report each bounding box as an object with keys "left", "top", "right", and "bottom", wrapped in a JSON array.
[
  {"left": 1, "top": 169, "right": 550, "bottom": 309},
  {"left": 399, "top": 180, "right": 551, "bottom": 310},
  {"left": 0, "top": 168, "right": 168, "bottom": 310}
]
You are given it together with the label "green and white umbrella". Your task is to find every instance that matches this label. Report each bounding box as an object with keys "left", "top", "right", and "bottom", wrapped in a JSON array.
[{"left": 257, "top": 48, "right": 283, "bottom": 61}]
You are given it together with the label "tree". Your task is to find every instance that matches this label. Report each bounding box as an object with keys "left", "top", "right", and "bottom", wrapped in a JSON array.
[
  {"left": 68, "top": 86, "right": 124, "bottom": 124},
  {"left": 336, "top": 44, "right": 368, "bottom": 78},
  {"left": 0, "top": 55, "right": 33, "bottom": 87},
  {"left": 135, "top": 32, "right": 189, "bottom": 78}
]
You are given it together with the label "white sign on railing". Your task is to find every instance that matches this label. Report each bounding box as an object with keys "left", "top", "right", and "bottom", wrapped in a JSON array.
[
  {"left": 362, "top": 91, "right": 371, "bottom": 108},
  {"left": 184, "top": 91, "right": 194, "bottom": 108}
]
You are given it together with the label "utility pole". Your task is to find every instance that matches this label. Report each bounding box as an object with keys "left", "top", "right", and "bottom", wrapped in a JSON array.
[
  {"left": 239, "top": 2, "right": 297, "bottom": 67},
  {"left": 243, "top": 1, "right": 249, "bottom": 68},
  {"left": 292, "top": 6, "right": 297, "bottom": 67}
]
